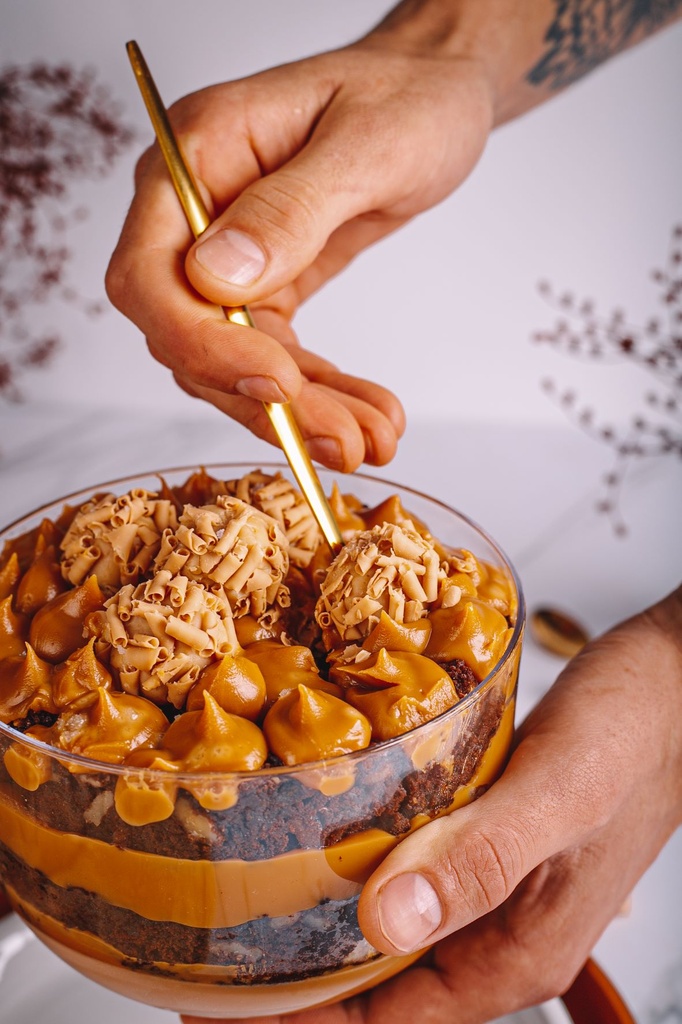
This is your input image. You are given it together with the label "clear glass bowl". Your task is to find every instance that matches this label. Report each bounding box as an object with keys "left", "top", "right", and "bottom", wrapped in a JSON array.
[{"left": 0, "top": 464, "right": 524, "bottom": 1018}]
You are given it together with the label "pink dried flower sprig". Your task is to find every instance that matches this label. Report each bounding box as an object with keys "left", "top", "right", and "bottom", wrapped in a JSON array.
[
  {"left": 0, "top": 63, "right": 136, "bottom": 401},
  {"left": 534, "top": 224, "right": 682, "bottom": 534}
]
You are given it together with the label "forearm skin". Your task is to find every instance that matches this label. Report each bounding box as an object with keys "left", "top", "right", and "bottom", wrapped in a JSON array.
[{"left": 367, "top": 0, "right": 682, "bottom": 125}]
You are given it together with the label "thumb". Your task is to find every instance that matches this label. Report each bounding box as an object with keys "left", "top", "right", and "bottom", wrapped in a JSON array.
[
  {"left": 184, "top": 112, "right": 400, "bottom": 308},
  {"left": 357, "top": 725, "right": 616, "bottom": 957}
]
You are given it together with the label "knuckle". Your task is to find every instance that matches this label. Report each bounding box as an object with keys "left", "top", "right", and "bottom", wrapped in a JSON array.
[
  {"left": 104, "top": 252, "right": 130, "bottom": 312},
  {"left": 245, "top": 173, "right": 324, "bottom": 245},
  {"left": 459, "top": 830, "right": 519, "bottom": 912},
  {"left": 512, "top": 954, "right": 581, "bottom": 1005},
  {"left": 132, "top": 144, "right": 156, "bottom": 188}
]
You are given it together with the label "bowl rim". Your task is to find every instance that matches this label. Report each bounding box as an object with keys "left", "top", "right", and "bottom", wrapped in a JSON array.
[{"left": 0, "top": 462, "right": 525, "bottom": 782}]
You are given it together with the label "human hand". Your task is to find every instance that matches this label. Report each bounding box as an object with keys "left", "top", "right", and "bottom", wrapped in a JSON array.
[
  {"left": 180, "top": 585, "right": 682, "bottom": 1024},
  {"left": 106, "top": 29, "right": 495, "bottom": 471}
]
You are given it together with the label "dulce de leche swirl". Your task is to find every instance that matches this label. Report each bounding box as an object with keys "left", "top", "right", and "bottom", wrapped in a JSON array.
[
  {"left": 26, "top": 687, "right": 169, "bottom": 766},
  {"left": 263, "top": 684, "right": 372, "bottom": 764},
  {"left": 331, "top": 649, "right": 458, "bottom": 741}
]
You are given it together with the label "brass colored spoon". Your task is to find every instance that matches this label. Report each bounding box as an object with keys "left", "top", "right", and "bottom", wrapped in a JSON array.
[
  {"left": 530, "top": 606, "right": 590, "bottom": 659},
  {"left": 126, "top": 40, "right": 343, "bottom": 555}
]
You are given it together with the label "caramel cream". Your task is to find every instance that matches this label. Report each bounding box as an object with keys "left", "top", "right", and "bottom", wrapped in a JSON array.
[
  {"left": 0, "top": 551, "right": 20, "bottom": 601},
  {"left": 425, "top": 598, "right": 513, "bottom": 677},
  {"left": 333, "top": 650, "right": 458, "bottom": 741},
  {"left": 263, "top": 684, "right": 372, "bottom": 764},
  {"left": 15, "top": 542, "right": 66, "bottom": 615},
  {"left": 243, "top": 639, "right": 330, "bottom": 706},
  {"left": 27, "top": 688, "right": 169, "bottom": 767},
  {"left": 29, "top": 574, "right": 105, "bottom": 663},
  {"left": 160, "top": 691, "right": 268, "bottom": 772},
  {"left": 186, "top": 651, "right": 266, "bottom": 720},
  {"left": 0, "top": 643, "right": 55, "bottom": 723}
]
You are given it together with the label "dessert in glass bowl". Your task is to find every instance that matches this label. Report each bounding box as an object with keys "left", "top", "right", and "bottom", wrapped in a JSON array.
[{"left": 0, "top": 463, "right": 524, "bottom": 1018}]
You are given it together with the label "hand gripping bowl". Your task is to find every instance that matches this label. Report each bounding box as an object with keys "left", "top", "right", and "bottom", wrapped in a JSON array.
[{"left": 0, "top": 464, "right": 524, "bottom": 1018}]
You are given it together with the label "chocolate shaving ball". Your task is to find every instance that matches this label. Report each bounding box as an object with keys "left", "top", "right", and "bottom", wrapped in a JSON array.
[
  {"left": 153, "top": 496, "right": 290, "bottom": 623},
  {"left": 60, "top": 490, "right": 178, "bottom": 593},
  {"left": 315, "top": 520, "right": 447, "bottom": 645},
  {"left": 89, "top": 572, "right": 239, "bottom": 710}
]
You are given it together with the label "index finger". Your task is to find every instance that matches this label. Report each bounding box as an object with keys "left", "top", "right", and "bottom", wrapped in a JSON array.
[{"left": 106, "top": 164, "right": 304, "bottom": 403}]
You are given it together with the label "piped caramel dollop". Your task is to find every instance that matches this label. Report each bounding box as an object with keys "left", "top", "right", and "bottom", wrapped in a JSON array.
[
  {"left": 51, "top": 637, "right": 113, "bottom": 711},
  {"left": 243, "top": 639, "right": 331, "bottom": 706},
  {"left": 425, "top": 599, "right": 512, "bottom": 678},
  {"left": 0, "top": 552, "right": 20, "bottom": 601},
  {"left": 332, "top": 649, "right": 457, "bottom": 741},
  {"left": 29, "top": 574, "right": 105, "bottom": 663},
  {"left": 15, "top": 541, "right": 67, "bottom": 614},
  {"left": 361, "top": 610, "right": 432, "bottom": 656},
  {"left": 0, "top": 595, "right": 28, "bottom": 659},
  {"left": 264, "top": 684, "right": 371, "bottom": 764},
  {"left": 186, "top": 652, "right": 266, "bottom": 721},
  {"left": 161, "top": 691, "right": 267, "bottom": 772},
  {"left": 31, "top": 687, "right": 169, "bottom": 766},
  {"left": 60, "top": 490, "right": 177, "bottom": 593},
  {"left": 0, "top": 644, "right": 55, "bottom": 723}
]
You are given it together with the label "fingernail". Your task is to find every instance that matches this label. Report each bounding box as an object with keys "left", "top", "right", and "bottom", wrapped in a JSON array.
[
  {"left": 306, "top": 436, "right": 343, "bottom": 469},
  {"left": 377, "top": 873, "right": 442, "bottom": 953},
  {"left": 195, "top": 229, "right": 266, "bottom": 286},
  {"left": 236, "top": 376, "right": 289, "bottom": 403}
]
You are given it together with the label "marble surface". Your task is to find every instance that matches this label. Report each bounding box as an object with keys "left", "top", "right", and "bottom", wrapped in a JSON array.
[{"left": 0, "top": 400, "right": 680, "bottom": 1022}]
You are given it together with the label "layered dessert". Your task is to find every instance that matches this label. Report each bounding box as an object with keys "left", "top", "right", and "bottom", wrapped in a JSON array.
[{"left": 0, "top": 466, "right": 523, "bottom": 1017}]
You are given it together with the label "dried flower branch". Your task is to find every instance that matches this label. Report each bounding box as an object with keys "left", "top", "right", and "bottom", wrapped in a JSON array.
[
  {"left": 533, "top": 224, "right": 682, "bottom": 534},
  {"left": 0, "top": 63, "right": 136, "bottom": 401}
]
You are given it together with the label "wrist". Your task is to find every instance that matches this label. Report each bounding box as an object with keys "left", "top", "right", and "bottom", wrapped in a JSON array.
[
  {"left": 363, "top": 0, "right": 550, "bottom": 126},
  {"left": 643, "top": 584, "right": 682, "bottom": 824}
]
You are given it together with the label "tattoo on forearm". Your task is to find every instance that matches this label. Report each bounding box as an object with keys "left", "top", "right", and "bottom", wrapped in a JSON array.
[{"left": 528, "top": 0, "right": 682, "bottom": 89}]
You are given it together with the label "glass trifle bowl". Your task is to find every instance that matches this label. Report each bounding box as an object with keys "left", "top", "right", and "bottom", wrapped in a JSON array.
[{"left": 0, "top": 463, "right": 524, "bottom": 1018}]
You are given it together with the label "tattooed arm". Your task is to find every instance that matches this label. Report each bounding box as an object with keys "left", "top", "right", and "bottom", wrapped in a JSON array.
[
  {"left": 107, "top": 0, "right": 680, "bottom": 470},
  {"left": 372, "top": 0, "right": 682, "bottom": 120}
]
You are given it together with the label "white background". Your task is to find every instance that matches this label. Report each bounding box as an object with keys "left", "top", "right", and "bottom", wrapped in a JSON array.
[
  {"left": 1, "top": 4, "right": 681, "bottom": 1022},
  {"left": 1, "top": 0, "right": 681, "bottom": 431}
]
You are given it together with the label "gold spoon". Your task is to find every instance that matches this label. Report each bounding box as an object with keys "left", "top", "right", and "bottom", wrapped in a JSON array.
[
  {"left": 126, "top": 40, "right": 343, "bottom": 555},
  {"left": 530, "top": 606, "right": 590, "bottom": 658}
]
